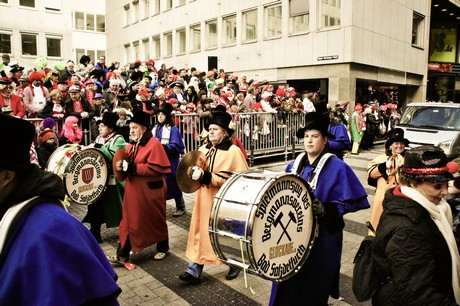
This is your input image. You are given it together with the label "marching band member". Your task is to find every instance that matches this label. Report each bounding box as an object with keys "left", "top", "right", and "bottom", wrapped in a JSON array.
[
  {"left": 270, "top": 112, "right": 369, "bottom": 305},
  {"left": 82, "top": 112, "right": 127, "bottom": 243},
  {"left": 178, "top": 111, "right": 248, "bottom": 284}
]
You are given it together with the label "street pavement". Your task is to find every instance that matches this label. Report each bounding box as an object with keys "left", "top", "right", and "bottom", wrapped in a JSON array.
[{"left": 69, "top": 143, "right": 384, "bottom": 306}]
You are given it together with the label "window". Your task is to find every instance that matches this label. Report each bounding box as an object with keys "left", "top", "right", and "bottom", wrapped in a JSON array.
[
  {"left": 87, "top": 50, "right": 95, "bottom": 63},
  {"left": 165, "top": 0, "right": 172, "bottom": 10},
  {"left": 45, "top": 0, "right": 61, "bottom": 11},
  {"left": 177, "top": 0, "right": 185, "bottom": 6},
  {"left": 124, "top": 5, "right": 131, "bottom": 26},
  {"left": 177, "top": 28, "right": 186, "bottom": 54},
  {"left": 243, "top": 10, "right": 258, "bottom": 42},
  {"left": 124, "top": 44, "right": 131, "bottom": 63},
  {"left": 133, "top": 41, "right": 140, "bottom": 60},
  {"left": 21, "top": 33, "right": 37, "bottom": 56},
  {"left": 75, "top": 12, "right": 85, "bottom": 30},
  {"left": 190, "top": 24, "right": 201, "bottom": 52},
  {"left": 0, "top": 0, "right": 8, "bottom": 3},
  {"left": 133, "top": 0, "right": 139, "bottom": 23},
  {"left": 87, "top": 14, "right": 95, "bottom": 31},
  {"left": 143, "top": 38, "right": 150, "bottom": 59},
  {"left": 289, "top": 0, "right": 309, "bottom": 34},
  {"left": 164, "top": 32, "right": 172, "bottom": 57},
  {"left": 412, "top": 12, "right": 425, "bottom": 47},
  {"left": 46, "top": 37, "right": 61, "bottom": 57},
  {"left": 19, "top": 0, "right": 34, "bottom": 7},
  {"left": 265, "top": 5, "right": 282, "bottom": 39},
  {"left": 0, "top": 32, "right": 12, "bottom": 54},
  {"left": 205, "top": 19, "right": 217, "bottom": 49},
  {"left": 76, "top": 48, "right": 85, "bottom": 64},
  {"left": 223, "top": 15, "right": 237, "bottom": 46},
  {"left": 318, "top": 0, "right": 341, "bottom": 29},
  {"left": 152, "top": 0, "right": 159, "bottom": 15},
  {"left": 96, "top": 15, "right": 105, "bottom": 32},
  {"left": 143, "top": 0, "right": 150, "bottom": 19},
  {"left": 152, "top": 35, "right": 160, "bottom": 58}
]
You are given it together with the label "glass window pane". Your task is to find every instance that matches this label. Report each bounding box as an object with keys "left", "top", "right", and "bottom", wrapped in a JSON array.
[
  {"left": 319, "top": 0, "right": 341, "bottom": 29},
  {"left": 153, "top": 0, "right": 159, "bottom": 15},
  {"left": 19, "top": 0, "right": 34, "bottom": 7},
  {"left": 177, "top": 29, "right": 186, "bottom": 54},
  {"left": 124, "top": 44, "right": 130, "bottom": 63},
  {"left": 76, "top": 48, "right": 85, "bottom": 64},
  {"left": 265, "top": 5, "right": 282, "bottom": 38},
  {"left": 223, "top": 15, "right": 237, "bottom": 45},
  {"left": 206, "top": 20, "right": 217, "bottom": 49},
  {"left": 152, "top": 36, "right": 160, "bottom": 58},
  {"left": 243, "top": 10, "right": 258, "bottom": 42},
  {"left": 75, "top": 12, "right": 85, "bottom": 30},
  {"left": 412, "top": 12, "right": 424, "bottom": 47},
  {"left": 190, "top": 24, "right": 201, "bottom": 51},
  {"left": 133, "top": 1, "right": 139, "bottom": 22},
  {"left": 143, "top": 39, "right": 150, "bottom": 59},
  {"left": 164, "top": 33, "right": 172, "bottom": 56},
  {"left": 87, "top": 14, "right": 95, "bottom": 31},
  {"left": 290, "top": 14, "right": 309, "bottom": 34},
  {"left": 144, "top": 0, "right": 150, "bottom": 18},
  {"left": 47, "top": 37, "right": 61, "bottom": 57},
  {"left": 124, "top": 5, "right": 131, "bottom": 26},
  {"left": 21, "top": 33, "right": 37, "bottom": 56},
  {"left": 96, "top": 15, "right": 105, "bottom": 32},
  {"left": 0, "top": 33, "right": 12, "bottom": 54}
]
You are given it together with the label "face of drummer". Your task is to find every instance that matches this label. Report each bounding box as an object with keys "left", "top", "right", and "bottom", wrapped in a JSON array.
[
  {"left": 390, "top": 141, "right": 405, "bottom": 155},
  {"left": 208, "top": 124, "right": 228, "bottom": 146},
  {"left": 303, "top": 129, "right": 327, "bottom": 159},
  {"left": 129, "top": 122, "right": 147, "bottom": 142},
  {"left": 98, "top": 123, "right": 112, "bottom": 138}
]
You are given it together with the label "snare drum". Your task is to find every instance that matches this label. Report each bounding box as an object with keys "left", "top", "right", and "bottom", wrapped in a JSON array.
[
  {"left": 63, "top": 148, "right": 109, "bottom": 205},
  {"left": 210, "top": 169, "right": 317, "bottom": 282},
  {"left": 46, "top": 144, "right": 80, "bottom": 179}
]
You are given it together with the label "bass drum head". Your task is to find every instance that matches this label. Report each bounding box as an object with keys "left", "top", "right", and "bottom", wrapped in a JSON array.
[
  {"left": 45, "top": 144, "right": 80, "bottom": 179},
  {"left": 64, "top": 148, "right": 109, "bottom": 205},
  {"left": 250, "top": 173, "right": 317, "bottom": 282}
]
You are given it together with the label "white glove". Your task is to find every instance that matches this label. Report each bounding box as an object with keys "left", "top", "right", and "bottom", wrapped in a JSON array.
[
  {"left": 122, "top": 160, "right": 129, "bottom": 172},
  {"left": 191, "top": 166, "right": 204, "bottom": 181}
]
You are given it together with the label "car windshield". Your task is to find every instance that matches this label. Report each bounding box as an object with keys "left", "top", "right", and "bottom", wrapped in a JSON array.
[{"left": 399, "top": 106, "right": 460, "bottom": 131}]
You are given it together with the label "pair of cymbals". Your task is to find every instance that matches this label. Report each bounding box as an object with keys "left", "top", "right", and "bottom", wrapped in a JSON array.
[
  {"left": 177, "top": 150, "right": 207, "bottom": 193},
  {"left": 113, "top": 148, "right": 129, "bottom": 182}
]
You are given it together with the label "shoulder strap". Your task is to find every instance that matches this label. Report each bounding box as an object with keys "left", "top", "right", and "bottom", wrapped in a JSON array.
[
  {"left": 309, "top": 153, "right": 336, "bottom": 191},
  {"left": 0, "top": 196, "right": 65, "bottom": 263},
  {"left": 290, "top": 152, "right": 306, "bottom": 175}
]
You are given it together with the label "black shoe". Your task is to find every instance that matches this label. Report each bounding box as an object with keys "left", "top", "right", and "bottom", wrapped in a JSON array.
[
  {"left": 225, "top": 267, "right": 240, "bottom": 280},
  {"left": 178, "top": 272, "right": 202, "bottom": 285},
  {"left": 90, "top": 229, "right": 103, "bottom": 243}
]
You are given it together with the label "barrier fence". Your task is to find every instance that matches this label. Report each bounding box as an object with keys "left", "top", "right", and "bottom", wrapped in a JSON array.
[{"left": 28, "top": 112, "right": 307, "bottom": 167}]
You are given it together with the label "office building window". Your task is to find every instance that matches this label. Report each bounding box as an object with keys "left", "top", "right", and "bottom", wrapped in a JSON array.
[
  {"left": 223, "top": 15, "right": 237, "bottom": 46},
  {"left": 152, "top": 0, "right": 159, "bottom": 15},
  {"left": 133, "top": 0, "right": 139, "bottom": 23},
  {"left": 21, "top": 33, "right": 37, "bottom": 56},
  {"left": 152, "top": 35, "right": 160, "bottom": 58},
  {"left": 265, "top": 4, "right": 282, "bottom": 39},
  {"left": 318, "top": 0, "right": 341, "bottom": 29},
  {"left": 177, "top": 28, "right": 186, "bottom": 54},
  {"left": 143, "top": 38, "right": 150, "bottom": 59},
  {"left": 243, "top": 10, "right": 257, "bottom": 42},
  {"left": 75, "top": 12, "right": 85, "bottom": 30},
  {"left": 177, "top": 0, "right": 185, "bottom": 6},
  {"left": 124, "top": 44, "right": 131, "bottom": 63},
  {"left": 412, "top": 12, "right": 425, "bottom": 47},
  {"left": 96, "top": 15, "right": 105, "bottom": 32},
  {"left": 124, "top": 5, "right": 131, "bottom": 26},
  {"left": 46, "top": 37, "right": 61, "bottom": 57},
  {"left": 205, "top": 19, "right": 217, "bottom": 49},
  {"left": 19, "top": 0, "right": 34, "bottom": 7},
  {"left": 164, "top": 32, "right": 172, "bottom": 57},
  {"left": 190, "top": 24, "right": 201, "bottom": 52},
  {"left": 87, "top": 14, "right": 95, "bottom": 31},
  {"left": 165, "top": 0, "right": 172, "bottom": 10},
  {"left": 0, "top": 32, "right": 12, "bottom": 54},
  {"left": 44, "top": 0, "right": 61, "bottom": 11},
  {"left": 0, "top": 0, "right": 8, "bottom": 3},
  {"left": 143, "top": 0, "right": 149, "bottom": 19},
  {"left": 289, "top": 0, "right": 309, "bottom": 34}
]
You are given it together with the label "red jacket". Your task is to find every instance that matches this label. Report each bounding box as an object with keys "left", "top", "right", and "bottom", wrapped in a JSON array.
[{"left": 0, "top": 94, "right": 25, "bottom": 118}]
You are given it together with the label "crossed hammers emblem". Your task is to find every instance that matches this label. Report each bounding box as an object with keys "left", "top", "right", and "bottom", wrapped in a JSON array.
[{"left": 273, "top": 211, "right": 297, "bottom": 244}]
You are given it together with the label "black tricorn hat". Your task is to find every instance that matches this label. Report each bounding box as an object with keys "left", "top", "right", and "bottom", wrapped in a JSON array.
[
  {"left": 385, "top": 128, "right": 409, "bottom": 152},
  {"left": 96, "top": 111, "right": 118, "bottom": 130},
  {"left": 158, "top": 102, "right": 173, "bottom": 118},
  {"left": 206, "top": 111, "right": 234, "bottom": 136},
  {"left": 296, "top": 112, "right": 331, "bottom": 139},
  {"left": 130, "top": 111, "right": 151, "bottom": 128},
  {"left": 0, "top": 113, "right": 35, "bottom": 170},
  {"left": 401, "top": 145, "right": 458, "bottom": 182}
]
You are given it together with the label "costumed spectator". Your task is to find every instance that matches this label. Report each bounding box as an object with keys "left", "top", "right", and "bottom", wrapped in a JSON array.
[
  {"left": 0, "top": 54, "right": 10, "bottom": 77},
  {"left": 328, "top": 111, "right": 351, "bottom": 160},
  {"left": 179, "top": 111, "right": 249, "bottom": 284},
  {"left": 372, "top": 145, "right": 460, "bottom": 305},
  {"left": 57, "top": 79, "right": 69, "bottom": 101},
  {"left": 82, "top": 112, "right": 126, "bottom": 243},
  {"left": 59, "top": 60, "right": 76, "bottom": 82},
  {"left": 334, "top": 101, "right": 350, "bottom": 127},
  {"left": 0, "top": 77, "right": 25, "bottom": 118},
  {"left": 168, "top": 80, "right": 185, "bottom": 104},
  {"left": 65, "top": 85, "right": 94, "bottom": 135},
  {"left": 110, "top": 111, "right": 171, "bottom": 264},
  {"left": 361, "top": 105, "right": 382, "bottom": 150},
  {"left": 367, "top": 128, "right": 409, "bottom": 233},
  {"left": 302, "top": 93, "right": 316, "bottom": 114},
  {"left": 270, "top": 112, "right": 370, "bottom": 305},
  {"left": 350, "top": 103, "right": 364, "bottom": 154},
  {"left": 16, "top": 75, "right": 29, "bottom": 100},
  {"left": 243, "top": 87, "right": 256, "bottom": 110},
  {"left": 447, "top": 164, "right": 460, "bottom": 247},
  {"left": 81, "top": 79, "right": 97, "bottom": 106},
  {"left": 116, "top": 109, "right": 131, "bottom": 142},
  {"left": 185, "top": 85, "right": 200, "bottom": 105},
  {"left": 43, "top": 71, "right": 59, "bottom": 92},
  {"left": 8, "top": 62, "right": 25, "bottom": 87},
  {"left": 39, "top": 89, "right": 65, "bottom": 120},
  {"left": 59, "top": 115, "right": 82, "bottom": 145},
  {"left": 182, "top": 103, "right": 198, "bottom": 153},
  {"left": 95, "top": 56, "right": 109, "bottom": 81},
  {"left": 23, "top": 71, "right": 50, "bottom": 118},
  {"left": 152, "top": 103, "right": 187, "bottom": 217},
  {"left": 133, "top": 90, "right": 154, "bottom": 116},
  {"left": 0, "top": 114, "right": 121, "bottom": 305},
  {"left": 103, "top": 79, "right": 121, "bottom": 109},
  {"left": 37, "top": 129, "right": 57, "bottom": 169}
]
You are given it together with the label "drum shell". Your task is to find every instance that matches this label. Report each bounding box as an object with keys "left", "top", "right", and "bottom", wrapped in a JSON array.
[{"left": 210, "top": 169, "right": 317, "bottom": 282}]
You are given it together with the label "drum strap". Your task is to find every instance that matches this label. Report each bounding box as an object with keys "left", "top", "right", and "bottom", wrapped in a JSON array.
[
  {"left": 0, "top": 196, "right": 66, "bottom": 267},
  {"left": 291, "top": 152, "right": 336, "bottom": 191}
]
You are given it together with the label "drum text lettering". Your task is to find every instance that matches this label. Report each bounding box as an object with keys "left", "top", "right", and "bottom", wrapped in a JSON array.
[
  {"left": 269, "top": 242, "right": 294, "bottom": 260},
  {"left": 78, "top": 183, "right": 94, "bottom": 193},
  {"left": 257, "top": 253, "right": 270, "bottom": 273}
]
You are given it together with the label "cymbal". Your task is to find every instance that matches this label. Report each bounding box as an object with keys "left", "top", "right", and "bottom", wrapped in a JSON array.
[
  {"left": 113, "top": 148, "right": 129, "bottom": 182},
  {"left": 177, "top": 150, "right": 207, "bottom": 193}
]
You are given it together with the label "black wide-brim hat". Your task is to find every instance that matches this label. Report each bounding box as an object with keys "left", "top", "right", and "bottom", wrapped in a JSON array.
[
  {"left": 385, "top": 128, "right": 409, "bottom": 151},
  {"left": 296, "top": 112, "right": 332, "bottom": 139},
  {"left": 205, "top": 111, "right": 234, "bottom": 136},
  {"left": 401, "top": 145, "right": 458, "bottom": 182},
  {"left": 96, "top": 111, "right": 118, "bottom": 130},
  {"left": 0, "top": 113, "right": 35, "bottom": 171},
  {"left": 130, "top": 111, "right": 151, "bottom": 128},
  {"left": 158, "top": 102, "right": 173, "bottom": 118}
]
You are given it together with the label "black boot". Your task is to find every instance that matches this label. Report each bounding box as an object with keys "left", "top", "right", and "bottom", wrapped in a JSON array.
[
  {"left": 89, "top": 223, "right": 103, "bottom": 243},
  {"left": 225, "top": 267, "right": 240, "bottom": 280}
]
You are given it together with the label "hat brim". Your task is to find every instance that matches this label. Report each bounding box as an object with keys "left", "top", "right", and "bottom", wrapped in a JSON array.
[
  {"left": 400, "top": 171, "right": 452, "bottom": 182},
  {"left": 296, "top": 127, "right": 333, "bottom": 139},
  {"left": 385, "top": 138, "right": 410, "bottom": 150}
]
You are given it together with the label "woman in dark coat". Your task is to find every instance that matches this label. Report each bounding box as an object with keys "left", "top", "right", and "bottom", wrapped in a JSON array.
[{"left": 372, "top": 145, "right": 460, "bottom": 305}]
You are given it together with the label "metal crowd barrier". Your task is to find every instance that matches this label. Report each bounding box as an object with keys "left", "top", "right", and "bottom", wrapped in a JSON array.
[{"left": 28, "top": 112, "right": 307, "bottom": 167}]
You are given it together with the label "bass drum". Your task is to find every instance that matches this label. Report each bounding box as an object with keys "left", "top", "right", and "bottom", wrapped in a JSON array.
[
  {"left": 63, "top": 148, "right": 109, "bottom": 205},
  {"left": 45, "top": 144, "right": 81, "bottom": 179},
  {"left": 210, "top": 169, "right": 318, "bottom": 282}
]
